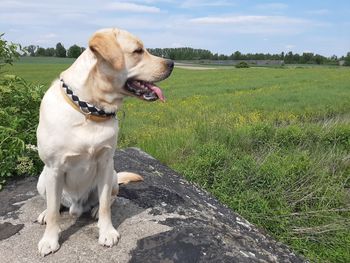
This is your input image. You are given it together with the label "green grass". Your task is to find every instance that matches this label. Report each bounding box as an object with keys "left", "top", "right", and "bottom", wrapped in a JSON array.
[
  {"left": 4, "top": 57, "right": 75, "bottom": 86},
  {"left": 15, "top": 56, "right": 76, "bottom": 64},
  {"left": 6, "top": 58, "right": 350, "bottom": 262}
]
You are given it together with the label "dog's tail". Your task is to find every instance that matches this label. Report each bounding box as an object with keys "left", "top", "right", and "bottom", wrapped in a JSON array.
[
  {"left": 116, "top": 171, "right": 144, "bottom": 185},
  {"left": 112, "top": 171, "right": 143, "bottom": 196}
]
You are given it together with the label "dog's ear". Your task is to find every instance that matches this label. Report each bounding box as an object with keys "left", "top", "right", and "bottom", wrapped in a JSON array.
[{"left": 89, "top": 32, "right": 125, "bottom": 70}]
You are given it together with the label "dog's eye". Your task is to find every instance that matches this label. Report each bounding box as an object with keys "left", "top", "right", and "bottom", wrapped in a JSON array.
[{"left": 133, "top": 48, "right": 144, "bottom": 54}]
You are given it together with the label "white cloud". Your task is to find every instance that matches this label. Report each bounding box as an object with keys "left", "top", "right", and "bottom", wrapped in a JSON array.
[
  {"left": 190, "top": 15, "right": 306, "bottom": 25},
  {"left": 0, "top": 0, "right": 97, "bottom": 12},
  {"left": 41, "top": 33, "right": 57, "bottom": 39},
  {"left": 129, "top": 0, "right": 175, "bottom": 3},
  {"left": 306, "top": 9, "right": 330, "bottom": 15},
  {"left": 285, "top": 44, "right": 295, "bottom": 50},
  {"left": 60, "top": 12, "right": 88, "bottom": 19},
  {"left": 8, "top": 28, "right": 20, "bottom": 32},
  {"left": 0, "top": 0, "right": 347, "bottom": 56},
  {"left": 90, "top": 16, "right": 165, "bottom": 30},
  {"left": 0, "top": 0, "right": 43, "bottom": 9},
  {"left": 171, "top": 42, "right": 184, "bottom": 48},
  {"left": 36, "top": 33, "right": 58, "bottom": 44},
  {"left": 255, "top": 2, "right": 288, "bottom": 10},
  {"left": 104, "top": 2, "right": 161, "bottom": 13},
  {"left": 0, "top": 12, "right": 46, "bottom": 26},
  {"left": 181, "top": 0, "right": 235, "bottom": 8},
  {"left": 188, "top": 15, "right": 318, "bottom": 35}
]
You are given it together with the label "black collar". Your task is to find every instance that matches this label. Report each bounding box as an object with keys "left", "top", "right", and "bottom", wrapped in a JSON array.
[{"left": 60, "top": 79, "right": 116, "bottom": 118}]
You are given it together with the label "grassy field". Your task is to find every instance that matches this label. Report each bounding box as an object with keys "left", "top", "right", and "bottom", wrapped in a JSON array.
[
  {"left": 6, "top": 57, "right": 350, "bottom": 262},
  {"left": 5, "top": 57, "right": 75, "bottom": 86}
]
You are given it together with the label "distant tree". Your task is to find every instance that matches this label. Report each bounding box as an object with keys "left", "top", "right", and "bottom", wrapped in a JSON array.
[
  {"left": 45, "top": 47, "right": 55, "bottom": 57},
  {"left": 55, "top": 42, "right": 66, "bottom": 57},
  {"left": 232, "top": 51, "right": 242, "bottom": 60},
  {"left": 0, "top": 33, "right": 20, "bottom": 71},
  {"left": 330, "top": 55, "right": 338, "bottom": 61},
  {"left": 281, "top": 51, "right": 285, "bottom": 60},
  {"left": 148, "top": 47, "right": 214, "bottom": 60},
  {"left": 344, "top": 52, "right": 350, "bottom": 66},
  {"left": 301, "top": 52, "right": 314, "bottom": 64},
  {"left": 314, "top": 54, "right": 324, "bottom": 65},
  {"left": 35, "top": 47, "right": 46, "bottom": 56},
  {"left": 144, "top": 47, "right": 337, "bottom": 65},
  {"left": 293, "top": 53, "right": 301, "bottom": 64},
  {"left": 25, "top": 45, "right": 37, "bottom": 56},
  {"left": 67, "top": 44, "right": 83, "bottom": 58},
  {"left": 218, "top": 54, "right": 227, "bottom": 60},
  {"left": 284, "top": 51, "right": 294, "bottom": 64}
]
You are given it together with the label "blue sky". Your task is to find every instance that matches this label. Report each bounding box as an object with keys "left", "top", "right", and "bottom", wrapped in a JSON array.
[{"left": 1, "top": 0, "right": 349, "bottom": 56}]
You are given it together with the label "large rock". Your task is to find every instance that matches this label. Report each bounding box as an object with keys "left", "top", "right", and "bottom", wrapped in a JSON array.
[{"left": 0, "top": 148, "right": 306, "bottom": 263}]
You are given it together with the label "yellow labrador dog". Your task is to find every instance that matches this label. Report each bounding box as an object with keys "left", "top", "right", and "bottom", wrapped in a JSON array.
[{"left": 36, "top": 28, "right": 174, "bottom": 256}]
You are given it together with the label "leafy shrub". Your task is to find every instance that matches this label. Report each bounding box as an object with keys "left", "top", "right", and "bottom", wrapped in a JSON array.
[
  {"left": 235, "top": 61, "right": 250, "bottom": 68},
  {"left": 0, "top": 34, "right": 44, "bottom": 189},
  {"left": 0, "top": 75, "right": 44, "bottom": 188},
  {"left": 0, "top": 33, "right": 20, "bottom": 72}
]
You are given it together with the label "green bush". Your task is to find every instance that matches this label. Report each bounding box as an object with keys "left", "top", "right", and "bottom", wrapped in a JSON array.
[
  {"left": 235, "top": 61, "right": 250, "bottom": 68},
  {"left": 0, "top": 33, "right": 20, "bottom": 72},
  {"left": 0, "top": 75, "right": 44, "bottom": 188},
  {"left": 0, "top": 34, "right": 44, "bottom": 189}
]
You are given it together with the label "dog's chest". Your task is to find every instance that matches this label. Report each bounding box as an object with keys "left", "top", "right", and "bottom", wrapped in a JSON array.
[
  {"left": 75, "top": 120, "right": 118, "bottom": 147},
  {"left": 60, "top": 122, "right": 118, "bottom": 183},
  {"left": 62, "top": 144, "right": 114, "bottom": 196},
  {"left": 63, "top": 124, "right": 117, "bottom": 168}
]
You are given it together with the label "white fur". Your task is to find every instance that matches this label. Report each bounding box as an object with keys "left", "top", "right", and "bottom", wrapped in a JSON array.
[{"left": 36, "top": 28, "right": 172, "bottom": 256}]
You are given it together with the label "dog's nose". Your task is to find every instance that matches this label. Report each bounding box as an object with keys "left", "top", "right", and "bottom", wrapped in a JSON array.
[{"left": 167, "top": 60, "right": 174, "bottom": 70}]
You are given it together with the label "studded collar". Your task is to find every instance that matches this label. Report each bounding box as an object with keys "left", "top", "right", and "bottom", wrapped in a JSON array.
[{"left": 60, "top": 79, "right": 116, "bottom": 122}]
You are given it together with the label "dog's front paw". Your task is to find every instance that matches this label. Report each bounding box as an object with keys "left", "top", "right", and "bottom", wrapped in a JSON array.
[
  {"left": 36, "top": 210, "right": 47, "bottom": 225},
  {"left": 98, "top": 227, "right": 120, "bottom": 247},
  {"left": 38, "top": 234, "right": 60, "bottom": 256}
]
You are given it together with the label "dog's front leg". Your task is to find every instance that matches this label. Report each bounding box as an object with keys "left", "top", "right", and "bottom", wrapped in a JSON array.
[
  {"left": 38, "top": 167, "right": 63, "bottom": 256},
  {"left": 97, "top": 158, "right": 120, "bottom": 247}
]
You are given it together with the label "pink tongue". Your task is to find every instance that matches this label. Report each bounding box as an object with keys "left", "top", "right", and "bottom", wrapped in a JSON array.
[{"left": 149, "top": 84, "right": 165, "bottom": 102}]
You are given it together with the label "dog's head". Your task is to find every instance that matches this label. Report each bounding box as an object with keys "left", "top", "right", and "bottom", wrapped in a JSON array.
[{"left": 88, "top": 28, "right": 173, "bottom": 102}]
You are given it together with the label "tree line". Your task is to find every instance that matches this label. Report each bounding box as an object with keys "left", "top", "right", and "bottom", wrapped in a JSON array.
[
  {"left": 148, "top": 48, "right": 350, "bottom": 65},
  {"left": 24, "top": 43, "right": 350, "bottom": 65},
  {"left": 24, "top": 43, "right": 85, "bottom": 58}
]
